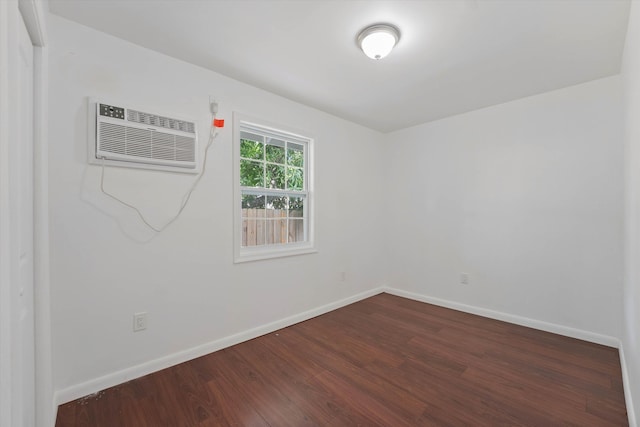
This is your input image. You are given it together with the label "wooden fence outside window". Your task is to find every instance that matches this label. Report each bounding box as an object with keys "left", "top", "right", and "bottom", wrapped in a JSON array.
[{"left": 241, "top": 208, "right": 304, "bottom": 246}]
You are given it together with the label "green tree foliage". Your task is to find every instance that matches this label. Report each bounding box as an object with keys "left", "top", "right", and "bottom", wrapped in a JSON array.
[{"left": 241, "top": 138, "right": 305, "bottom": 211}]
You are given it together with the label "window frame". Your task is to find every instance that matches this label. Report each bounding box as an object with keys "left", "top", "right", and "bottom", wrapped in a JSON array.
[{"left": 233, "top": 113, "right": 315, "bottom": 263}]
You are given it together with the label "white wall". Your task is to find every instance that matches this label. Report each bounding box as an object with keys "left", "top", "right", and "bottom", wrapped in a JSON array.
[
  {"left": 384, "top": 76, "right": 624, "bottom": 339},
  {"left": 48, "top": 14, "right": 386, "bottom": 399},
  {"left": 622, "top": 0, "right": 640, "bottom": 424}
]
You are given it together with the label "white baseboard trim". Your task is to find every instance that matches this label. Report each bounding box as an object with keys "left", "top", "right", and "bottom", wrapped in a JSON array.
[
  {"left": 619, "top": 343, "right": 637, "bottom": 427},
  {"left": 54, "top": 286, "right": 385, "bottom": 406},
  {"left": 382, "top": 287, "right": 619, "bottom": 348}
]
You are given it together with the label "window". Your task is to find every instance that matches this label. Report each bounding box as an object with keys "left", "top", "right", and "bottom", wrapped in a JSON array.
[{"left": 233, "top": 114, "right": 314, "bottom": 262}]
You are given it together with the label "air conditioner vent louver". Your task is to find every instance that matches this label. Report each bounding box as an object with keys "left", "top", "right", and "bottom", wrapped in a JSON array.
[
  {"left": 93, "top": 101, "right": 198, "bottom": 173},
  {"left": 126, "top": 109, "right": 196, "bottom": 134}
]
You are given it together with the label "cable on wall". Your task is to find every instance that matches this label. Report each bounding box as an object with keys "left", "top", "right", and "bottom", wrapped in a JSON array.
[{"left": 99, "top": 99, "right": 225, "bottom": 232}]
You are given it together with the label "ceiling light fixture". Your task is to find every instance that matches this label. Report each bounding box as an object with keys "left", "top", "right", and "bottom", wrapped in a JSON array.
[{"left": 357, "top": 24, "right": 400, "bottom": 60}]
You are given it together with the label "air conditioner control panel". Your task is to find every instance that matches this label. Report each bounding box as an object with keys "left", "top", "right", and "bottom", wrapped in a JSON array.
[{"left": 99, "top": 103, "right": 125, "bottom": 119}]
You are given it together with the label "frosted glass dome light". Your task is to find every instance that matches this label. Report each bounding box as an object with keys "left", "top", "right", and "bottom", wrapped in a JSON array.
[{"left": 357, "top": 24, "right": 400, "bottom": 60}]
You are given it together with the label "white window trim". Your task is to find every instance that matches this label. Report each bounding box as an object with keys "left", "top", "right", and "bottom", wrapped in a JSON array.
[{"left": 233, "top": 112, "right": 315, "bottom": 263}]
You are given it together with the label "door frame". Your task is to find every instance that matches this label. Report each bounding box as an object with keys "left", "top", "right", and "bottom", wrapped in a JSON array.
[{"left": 0, "top": 0, "right": 51, "bottom": 425}]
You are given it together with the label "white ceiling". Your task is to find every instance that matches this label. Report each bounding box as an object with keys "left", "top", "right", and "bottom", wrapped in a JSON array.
[{"left": 48, "top": 0, "right": 631, "bottom": 133}]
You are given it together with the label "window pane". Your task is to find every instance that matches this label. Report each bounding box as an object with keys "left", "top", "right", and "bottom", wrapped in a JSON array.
[
  {"left": 288, "top": 197, "right": 304, "bottom": 218},
  {"left": 255, "top": 219, "right": 266, "bottom": 246},
  {"left": 240, "top": 160, "right": 264, "bottom": 187},
  {"left": 241, "top": 194, "right": 264, "bottom": 209},
  {"left": 242, "top": 194, "right": 265, "bottom": 217},
  {"left": 288, "top": 219, "right": 305, "bottom": 243},
  {"left": 242, "top": 217, "right": 266, "bottom": 247},
  {"left": 266, "top": 164, "right": 285, "bottom": 189},
  {"left": 286, "top": 166, "right": 304, "bottom": 190},
  {"left": 266, "top": 218, "right": 287, "bottom": 245},
  {"left": 240, "top": 137, "right": 264, "bottom": 160},
  {"left": 265, "top": 139, "right": 285, "bottom": 164},
  {"left": 266, "top": 195, "right": 287, "bottom": 210},
  {"left": 287, "top": 143, "right": 304, "bottom": 167}
]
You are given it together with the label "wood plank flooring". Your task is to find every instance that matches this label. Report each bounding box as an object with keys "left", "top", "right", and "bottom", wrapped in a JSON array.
[{"left": 55, "top": 293, "right": 628, "bottom": 426}]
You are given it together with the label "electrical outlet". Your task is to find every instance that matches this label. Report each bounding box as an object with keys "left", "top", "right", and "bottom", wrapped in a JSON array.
[
  {"left": 133, "top": 312, "right": 147, "bottom": 332},
  {"left": 460, "top": 273, "right": 469, "bottom": 285}
]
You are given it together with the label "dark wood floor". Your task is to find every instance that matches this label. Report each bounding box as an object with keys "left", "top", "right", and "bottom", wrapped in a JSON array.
[{"left": 55, "top": 293, "right": 628, "bottom": 426}]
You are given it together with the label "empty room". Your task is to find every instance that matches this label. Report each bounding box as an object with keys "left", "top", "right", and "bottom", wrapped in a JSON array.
[{"left": 2, "top": 0, "right": 640, "bottom": 426}]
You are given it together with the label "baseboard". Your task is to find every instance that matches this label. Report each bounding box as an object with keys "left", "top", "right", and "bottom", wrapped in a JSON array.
[
  {"left": 619, "top": 343, "right": 637, "bottom": 427},
  {"left": 382, "top": 287, "right": 619, "bottom": 347},
  {"left": 54, "top": 286, "right": 385, "bottom": 406}
]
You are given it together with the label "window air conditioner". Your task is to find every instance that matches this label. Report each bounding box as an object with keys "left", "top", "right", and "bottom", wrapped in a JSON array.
[{"left": 88, "top": 99, "right": 198, "bottom": 173}]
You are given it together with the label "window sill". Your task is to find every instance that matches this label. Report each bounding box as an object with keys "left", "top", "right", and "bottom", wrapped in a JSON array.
[{"left": 234, "top": 244, "right": 317, "bottom": 263}]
